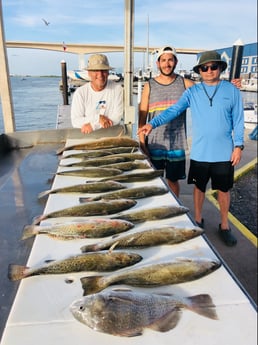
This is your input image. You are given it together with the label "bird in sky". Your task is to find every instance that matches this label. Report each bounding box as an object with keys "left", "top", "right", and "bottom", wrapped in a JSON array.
[{"left": 42, "top": 18, "right": 50, "bottom": 26}]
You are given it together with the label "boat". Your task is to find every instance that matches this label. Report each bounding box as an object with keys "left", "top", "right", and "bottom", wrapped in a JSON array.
[
  {"left": 241, "top": 76, "right": 258, "bottom": 92},
  {"left": 244, "top": 102, "right": 257, "bottom": 129},
  {"left": 67, "top": 69, "right": 122, "bottom": 82}
]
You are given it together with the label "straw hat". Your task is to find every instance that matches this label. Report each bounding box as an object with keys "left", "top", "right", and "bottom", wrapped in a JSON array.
[
  {"left": 85, "top": 54, "right": 113, "bottom": 70},
  {"left": 193, "top": 50, "right": 227, "bottom": 74}
]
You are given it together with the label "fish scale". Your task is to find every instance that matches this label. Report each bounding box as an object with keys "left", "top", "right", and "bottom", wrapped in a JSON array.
[
  {"left": 70, "top": 289, "right": 218, "bottom": 337},
  {"left": 33, "top": 198, "right": 137, "bottom": 224}
]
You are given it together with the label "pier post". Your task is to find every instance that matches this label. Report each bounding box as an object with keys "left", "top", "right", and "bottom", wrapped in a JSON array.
[
  {"left": 229, "top": 39, "right": 244, "bottom": 81},
  {"left": 61, "top": 60, "right": 69, "bottom": 105}
]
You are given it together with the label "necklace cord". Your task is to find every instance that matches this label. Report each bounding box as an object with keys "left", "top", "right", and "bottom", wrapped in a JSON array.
[{"left": 201, "top": 82, "right": 220, "bottom": 106}]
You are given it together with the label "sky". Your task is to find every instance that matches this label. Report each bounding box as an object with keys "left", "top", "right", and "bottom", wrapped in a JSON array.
[{"left": 1, "top": 0, "right": 257, "bottom": 76}]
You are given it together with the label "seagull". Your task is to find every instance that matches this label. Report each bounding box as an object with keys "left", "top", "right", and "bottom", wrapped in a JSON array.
[{"left": 42, "top": 18, "right": 50, "bottom": 26}]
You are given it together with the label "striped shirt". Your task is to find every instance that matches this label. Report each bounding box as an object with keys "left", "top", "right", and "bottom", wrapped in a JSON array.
[{"left": 146, "top": 75, "right": 187, "bottom": 161}]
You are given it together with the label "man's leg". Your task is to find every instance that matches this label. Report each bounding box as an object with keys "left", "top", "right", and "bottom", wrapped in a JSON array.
[
  {"left": 193, "top": 185, "right": 205, "bottom": 225},
  {"left": 167, "top": 179, "right": 180, "bottom": 197},
  {"left": 217, "top": 190, "right": 230, "bottom": 229}
]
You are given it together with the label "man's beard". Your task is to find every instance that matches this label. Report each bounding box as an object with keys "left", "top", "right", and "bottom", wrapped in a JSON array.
[{"left": 160, "top": 66, "right": 175, "bottom": 77}]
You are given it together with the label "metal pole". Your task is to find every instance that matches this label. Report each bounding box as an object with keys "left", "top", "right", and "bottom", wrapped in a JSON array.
[
  {"left": 0, "top": 0, "right": 15, "bottom": 133},
  {"left": 229, "top": 39, "right": 244, "bottom": 81},
  {"left": 123, "top": 0, "right": 135, "bottom": 125},
  {"left": 61, "top": 60, "right": 69, "bottom": 105}
]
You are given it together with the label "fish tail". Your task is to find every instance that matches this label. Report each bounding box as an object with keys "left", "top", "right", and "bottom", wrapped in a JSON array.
[
  {"left": 21, "top": 225, "right": 38, "bottom": 240},
  {"left": 56, "top": 146, "right": 65, "bottom": 155},
  {"left": 32, "top": 214, "right": 46, "bottom": 225},
  {"left": 80, "top": 276, "right": 106, "bottom": 295},
  {"left": 187, "top": 294, "right": 218, "bottom": 320},
  {"left": 37, "top": 190, "right": 51, "bottom": 199},
  {"left": 8, "top": 264, "right": 29, "bottom": 281}
]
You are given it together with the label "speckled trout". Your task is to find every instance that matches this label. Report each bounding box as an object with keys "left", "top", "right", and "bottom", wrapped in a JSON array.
[
  {"left": 70, "top": 289, "right": 218, "bottom": 337},
  {"left": 33, "top": 199, "right": 137, "bottom": 224},
  {"left": 38, "top": 180, "right": 126, "bottom": 199},
  {"left": 63, "top": 146, "right": 138, "bottom": 159},
  {"left": 8, "top": 251, "right": 142, "bottom": 281},
  {"left": 57, "top": 137, "right": 139, "bottom": 155},
  {"left": 100, "top": 160, "right": 150, "bottom": 171},
  {"left": 21, "top": 218, "right": 134, "bottom": 240},
  {"left": 60, "top": 156, "right": 131, "bottom": 167},
  {"left": 80, "top": 258, "right": 221, "bottom": 295},
  {"left": 112, "top": 205, "right": 189, "bottom": 224},
  {"left": 56, "top": 167, "right": 122, "bottom": 178},
  {"left": 79, "top": 186, "right": 168, "bottom": 202},
  {"left": 99, "top": 169, "right": 164, "bottom": 182},
  {"left": 80, "top": 226, "right": 203, "bottom": 252}
]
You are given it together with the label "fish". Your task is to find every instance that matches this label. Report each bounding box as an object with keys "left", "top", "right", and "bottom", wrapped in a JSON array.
[
  {"left": 63, "top": 146, "right": 138, "bottom": 159},
  {"left": 80, "top": 258, "right": 221, "bottom": 295},
  {"left": 80, "top": 226, "right": 204, "bottom": 252},
  {"left": 56, "top": 137, "right": 139, "bottom": 154},
  {"left": 33, "top": 199, "right": 137, "bottom": 224},
  {"left": 56, "top": 167, "right": 122, "bottom": 178},
  {"left": 100, "top": 160, "right": 150, "bottom": 171},
  {"left": 38, "top": 180, "right": 126, "bottom": 199},
  {"left": 60, "top": 156, "right": 131, "bottom": 167},
  {"left": 8, "top": 251, "right": 143, "bottom": 281},
  {"left": 79, "top": 185, "right": 168, "bottom": 203},
  {"left": 111, "top": 205, "right": 189, "bottom": 224},
  {"left": 21, "top": 218, "right": 135, "bottom": 240},
  {"left": 98, "top": 152, "right": 147, "bottom": 160},
  {"left": 70, "top": 289, "right": 218, "bottom": 337},
  {"left": 99, "top": 169, "right": 164, "bottom": 182}
]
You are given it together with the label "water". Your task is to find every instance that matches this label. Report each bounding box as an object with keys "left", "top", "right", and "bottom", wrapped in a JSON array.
[
  {"left": 0, "top": 76, "right": 63, "bottom": 133},
  {"left": 0, "top": 77, "right": 257, "bottom": 134}
]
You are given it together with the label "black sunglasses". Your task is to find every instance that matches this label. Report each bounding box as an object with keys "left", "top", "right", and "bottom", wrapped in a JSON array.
[{"left": 200, "top": 63, "right": 220, "bottom": 72}]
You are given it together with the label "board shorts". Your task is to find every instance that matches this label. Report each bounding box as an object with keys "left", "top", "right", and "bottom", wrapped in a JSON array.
[
  {"left": 149, "top": 149, "right": 186, "bottom": 182},
  {"left": 187, "top": 159, "right": 234, "bottom": 193}
]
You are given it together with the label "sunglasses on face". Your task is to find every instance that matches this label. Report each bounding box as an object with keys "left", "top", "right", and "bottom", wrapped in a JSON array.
[{"left": 200, "top": 63, "right": 220, "bottom": 72}]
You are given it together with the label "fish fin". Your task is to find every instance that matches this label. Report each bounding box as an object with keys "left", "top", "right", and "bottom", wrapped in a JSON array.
[
  {"left": 111, "top": 287, "right": 133, "bottom": 292},
  {"left": 44, "top": 259, "right": 55, "bottom": 264},
  {"left": 187, "top": 294, "right": 218, "bottom": 320},
  {"left": 8, "top": 264, "right": 28, "bottom": 281},
  {"left": 148, "top": 309, "right": 182, "bottom": 332},
  {"left": 37, "top": 190, "right": 51, "bottom": 199},
  {"left": 79, "top": 196, "right": 95, "bottom": 203},
  {"left": 117, "top": 329, "right": 143, "bottom": 337},
  {"left": 80, "top": 276, "right": 105, "bottom": 295},
  {"left": 21, "top": 225, "right": 38, "bottom": 240},
  {"left": 108, "top": 241, "right": 119, "bottom": 252}
]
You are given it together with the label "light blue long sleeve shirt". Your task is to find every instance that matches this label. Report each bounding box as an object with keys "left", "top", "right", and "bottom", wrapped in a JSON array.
[{"left": 149, "top": 80, "right": 244, "bottom": 162}]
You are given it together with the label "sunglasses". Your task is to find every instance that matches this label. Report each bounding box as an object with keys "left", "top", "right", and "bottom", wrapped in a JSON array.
[{"left": 200, "top": 64, "right": 220, "bottom": 72}]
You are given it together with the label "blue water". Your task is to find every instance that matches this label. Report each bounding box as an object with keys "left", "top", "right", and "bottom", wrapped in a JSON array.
[
  {"left": 0, "top": 76, "right": 257, "bottom": 134},
  {"left": 0, "top": 76, "right": 62, "bottom": 133}
]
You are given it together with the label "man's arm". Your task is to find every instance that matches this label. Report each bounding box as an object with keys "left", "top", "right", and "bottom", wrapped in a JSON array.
[{"left": 138, "top": 82, "right": 150, "bottom": 155}]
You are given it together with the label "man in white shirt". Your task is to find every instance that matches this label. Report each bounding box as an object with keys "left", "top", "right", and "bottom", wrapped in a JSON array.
[{"left": 71, "top": 54, "right": 123, "bottom": 134}]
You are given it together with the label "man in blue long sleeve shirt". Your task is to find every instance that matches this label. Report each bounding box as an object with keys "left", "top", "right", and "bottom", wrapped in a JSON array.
[{"left": 138, "top": 50, "right": 244, "bottom": 246}]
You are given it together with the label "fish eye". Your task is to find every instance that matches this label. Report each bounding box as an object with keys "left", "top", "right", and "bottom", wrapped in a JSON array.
[{"left": 79, "top": 305, "right": 85, "bottom": 311}]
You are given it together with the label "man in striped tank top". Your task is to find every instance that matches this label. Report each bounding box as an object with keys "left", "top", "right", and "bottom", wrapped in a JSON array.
[{"left": 138, "top": 46, "right": 194, "bottom": 197}]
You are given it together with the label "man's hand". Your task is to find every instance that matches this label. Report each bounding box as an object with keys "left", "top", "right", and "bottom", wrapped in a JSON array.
[
  {"left": 231, "top": 147, "right": 242, "bottom": 166},
  {"left": 81, "top": 123, "right": 93, "bottom": 134},
  {"left": 137, "top": 124, "right": 153, "bottom": 136},
  {"left": 99, "top": 115, "right": 113, "bottom": 128},
  {"left": 231, "top": 78, "right": 241, "bottom": 89}
]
